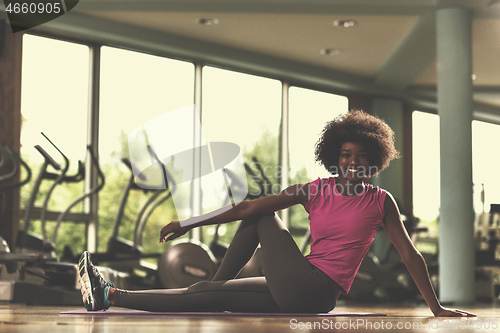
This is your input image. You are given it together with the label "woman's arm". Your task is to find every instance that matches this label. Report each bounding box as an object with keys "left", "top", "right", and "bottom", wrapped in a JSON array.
[
  {"left": 159, "top": 183, "right": 309, "bottom": 243},
  {"left": 382, "top": 192, "right": 476, "bottom": 317}
]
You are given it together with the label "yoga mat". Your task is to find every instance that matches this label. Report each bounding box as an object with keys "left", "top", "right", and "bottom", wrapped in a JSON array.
[{"left": 60, "top": 310, "right": 386, "bottom": 317}]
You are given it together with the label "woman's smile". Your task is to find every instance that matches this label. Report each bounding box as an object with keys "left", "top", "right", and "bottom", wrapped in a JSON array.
[{"left": 336, "top": 142, "right": 370, "bottom": 192}]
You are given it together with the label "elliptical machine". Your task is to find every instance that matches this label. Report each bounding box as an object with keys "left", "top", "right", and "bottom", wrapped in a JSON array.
[
  {"left": 101, "top": 155, "right": 172, "bottom": 289},
  {"left": 52, "top": 144, "right": 104, "bottom": 261},
  {"left": 0, "top": 136, "right": 87, "bottom": 305},
  {"left": 139, "top": 148, "right": 219, "bottom": 289},
  {"left": 200, "top": 157, "right": 273, "bottom": 280},
  {"left": 0, "top": 141, "right": 32, "bottom": 193},
  {"left": 235, "top": 157, "right": 274, "bottom": 278},
  {"left": 17, "top": 134, "right": 71, "bottom": 256},
  {"left": 0, "top": 141, "right": 33, "bottom": 281}
]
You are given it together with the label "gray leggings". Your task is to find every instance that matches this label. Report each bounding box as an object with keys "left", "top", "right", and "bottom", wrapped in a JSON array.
[{"left": 114, "top": 213, "right": 339, "bottom": 313}]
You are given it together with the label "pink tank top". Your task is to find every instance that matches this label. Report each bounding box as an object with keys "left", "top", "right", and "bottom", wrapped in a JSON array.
[{"left": 304, "top": 177, "right": 386, "bottom": 293}]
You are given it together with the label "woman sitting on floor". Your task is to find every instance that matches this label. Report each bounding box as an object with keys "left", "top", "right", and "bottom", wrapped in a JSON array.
[{"left": 79, "top": 110, "right": 475, "bottom": 316}]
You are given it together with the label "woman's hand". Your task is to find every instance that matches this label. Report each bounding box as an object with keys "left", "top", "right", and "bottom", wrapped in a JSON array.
[
  {"left": 159, "top": 221, "right": 190, "bottom": 243},
  {"left": 433, "top": 306, "right": 477, "bottom": 317}
]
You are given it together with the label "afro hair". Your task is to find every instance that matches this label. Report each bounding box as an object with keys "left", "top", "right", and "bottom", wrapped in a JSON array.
[{"left": 314, "top": 110, "right": 400, "bottom": 176}]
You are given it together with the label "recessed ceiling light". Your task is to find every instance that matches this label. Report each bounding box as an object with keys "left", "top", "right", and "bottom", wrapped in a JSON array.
[
  {"left": 198, "top": 18, "right": 219, "bottom": 26},
  {"left": 472, "top": 74, "right": 477, "bottom": 80},
  {"left": 333, "top": 20, "right": 356, "bottom": 27},
  {"left": 320, "top": 48, "right": 343, "bottom": 56}
]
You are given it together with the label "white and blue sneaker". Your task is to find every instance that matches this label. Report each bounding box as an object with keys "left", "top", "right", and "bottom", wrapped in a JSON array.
[{"left": 78, "top": 251, "right": 114, "bottom": 311}]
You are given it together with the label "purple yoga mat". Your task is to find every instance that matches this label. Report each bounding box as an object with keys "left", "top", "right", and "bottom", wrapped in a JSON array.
[{"left": 60, "top": 310, "right": 386, "bottom": 317}]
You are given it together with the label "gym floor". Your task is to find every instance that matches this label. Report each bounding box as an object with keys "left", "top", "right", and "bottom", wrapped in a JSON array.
[{"left": 0, "top": 302, "right": 497, "bottom": 333}]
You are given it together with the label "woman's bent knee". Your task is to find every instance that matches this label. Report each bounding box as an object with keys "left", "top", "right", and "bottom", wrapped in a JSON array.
[{"left": 188, "top": 280, "right": 222, "bottom": 293}]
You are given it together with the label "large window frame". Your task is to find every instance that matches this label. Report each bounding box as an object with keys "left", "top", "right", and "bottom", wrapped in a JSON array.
[{"left": 19, "top": 32, "right": 356, "bottom": 250}]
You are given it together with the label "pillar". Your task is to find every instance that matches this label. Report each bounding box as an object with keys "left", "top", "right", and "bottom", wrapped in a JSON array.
[
  {"left": 371, "top": 99, "right": 406, "bottom": 208},
  {"left": 85, "top": 46, "right": 100, "bottom": 252},
  {"left": 0, "top": 21, "right": 22, "bottom": 250},
  {"left": 436, "top": 7, "right": 475, "bottom": 304},
  {"left": 370, "top": 99, "right": 407, "bottom": 261}
]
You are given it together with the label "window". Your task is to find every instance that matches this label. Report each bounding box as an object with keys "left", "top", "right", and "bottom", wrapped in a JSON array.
[
  {"left": 99, "top": 47, "right": 195, "bottom": 253},
  {"left": 288, "top": 86, "right": 348, "bottom": 248},
  {"left": 413, "top": 113, "right": 500, "bottom": 219},
  {"left": 201, "top": 66, "right": 281, "bottom": 244},
  {"left": 19, "top": 35, "right": 354, "bottom": 257},
  {"left": 20, "top": 34, "right": 90, "bottom": 255},
  {"left": 412, "top": 111, "right": 440, "bottom": 224},
  {"left": 472, "top": 120, "right": 500, "bottom": 213},
  {"left": 21, "top": 35, "right": 89, "bottom": 170}
]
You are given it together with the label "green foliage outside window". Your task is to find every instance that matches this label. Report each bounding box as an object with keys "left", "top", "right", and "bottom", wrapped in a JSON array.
[{"left": 20, "top": 129, "right": 315, "bottom": 260}]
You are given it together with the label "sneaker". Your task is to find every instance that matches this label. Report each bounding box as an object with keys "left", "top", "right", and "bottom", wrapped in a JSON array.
[{"left": 78, "top": 251, "right": 114, "bottom": 311}]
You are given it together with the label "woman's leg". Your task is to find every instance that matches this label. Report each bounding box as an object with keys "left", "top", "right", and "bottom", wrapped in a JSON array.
[
  {"left": 114, "top": 277, "right": 280, "bottom": 312},
  {"left": 250, "top": 214, "right": 340, "bottom": 313},
  {"left": 212, "top": 213, "right": 340, "bottom": 312},
  {"left": 113, "top": 214, "right": 339, "bottom": 312},
  {"left": 211, "top": 217, "right": 260, "bottom": 281},
  {"left": 113, "top": 215, "right": 277, "bottom": 312}
]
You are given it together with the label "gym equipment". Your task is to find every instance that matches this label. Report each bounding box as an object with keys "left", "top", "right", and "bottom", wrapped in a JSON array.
[
  {"left": 207, "top": 157, "right": 271, "bottom": 278},
  {"left": 0, "top": 244, "right": 122, "bottom": 305},
  {"left": 17, "top": 133, "right": 88, "bottom": 256},
  {"left": 17, "top": 139, "right": 65, "bottom": 255},
  {"left": 0, "top": 143, "right": 20, "bottom": 185},
  {"left": 343, "top": 252, "right": 383, "bottom": 300},
  {"left": 474, "top": 202, "right": 500, "bottom": 301},
  {"left": 158, "top": 239, "right": 217, "bottom": 288},
  {"left": 0, "top": 142, "right": 32, "bottom": 192},
  {"left": 0, "top": 236, "right": 10, "bottom": 279},
  {"left": 106, "top": 154, "right": 166, "bottom": 256},
  {"left": 234, "top": 157, "right": 272, "bottom": 278},
  {"left": 0, "top": 144, "right": 37, "bottom": 283},
  {"left": 103, "top": 157, "right": 167, "bottom": 269},
  {"left": 106, "top": 157, "right": 149, "bottom": 261},
  {"left": 0, "top": 198, "right": 80, "bottom": 305},
  {"left": 118, "top": 144, "right": 221, "bottom": 289},
  {"left": 156, "top": 179, "right": 218, "bottom": 287},
  {"left": 475, "top": 205, "right": 500, "bottom": 265},
  {"left": 347, "top": 213, "right": 428, "bottom": 302},
  {"left": 133, "top": 156, "right": 176, "bottom": 249},
  {"left": 13, "top": 134, "right": 82, "bottom": 255},
  {"left": 50, "top": 144, "right": 105, "bottom": 265},
  {"left": 208, "top": 164, "right": 260, "bottom": 264},
  {"left": 51, "top": 145, "right": 104, "bottom": 245},
  {"left": 0, "top": 138, "right": 123, "bottom": 305},
  {"left": 475, "top": 266, "right": 500, "bottom": 302},
  {"left": 158, "top": 235, "right": 219, "bottom": 289},
  {"left": 83, "top": 149, "right": 176, "bottom": 289},
  {"left": 156, "top": 157, "right": 269, "bottom": 288},
  {"left": 38, "top": 136, "right": 71, "bottom": 249}
]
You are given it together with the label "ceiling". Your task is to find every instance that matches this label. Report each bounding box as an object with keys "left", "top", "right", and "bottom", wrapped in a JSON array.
[{"left": 2, "top": 0, "right": 500, "bottom": 122}]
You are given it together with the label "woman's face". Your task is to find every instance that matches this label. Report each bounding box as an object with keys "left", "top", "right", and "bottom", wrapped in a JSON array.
[{"left": 337, "top": 142, "right": 370, "bottom": 183}]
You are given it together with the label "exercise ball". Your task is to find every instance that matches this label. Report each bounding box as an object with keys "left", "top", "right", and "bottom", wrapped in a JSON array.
[{"left": 158, "top": 239, "right": 216, "bottom": 288}]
